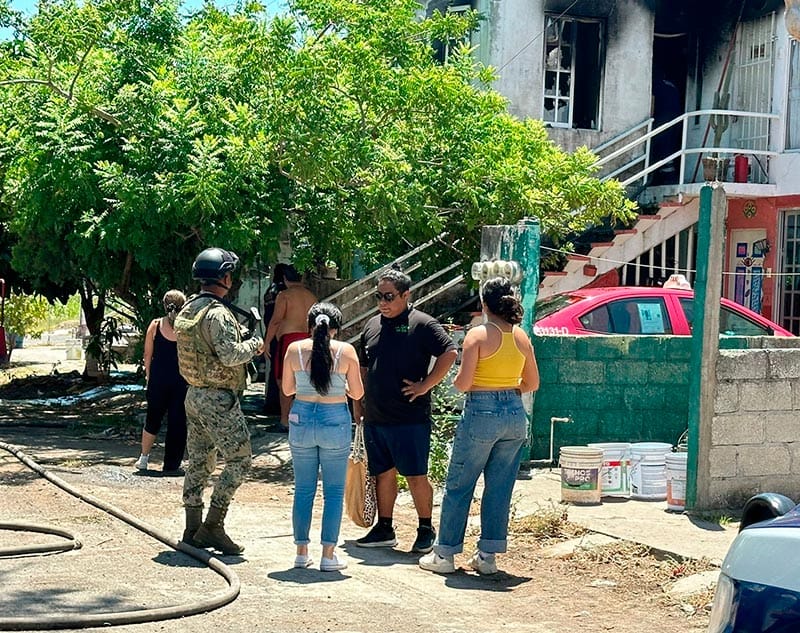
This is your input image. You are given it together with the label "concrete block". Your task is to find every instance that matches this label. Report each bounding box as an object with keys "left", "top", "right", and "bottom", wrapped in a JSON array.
[
  {"left": 559, "top": 360, "right": 605, "bottom": 384},
  {"left": 576, "top": 338, "right": 628, "bottom": 360},
  {"left": 627, "top": 337, "right": 670, "bottom": 361},
  {"left": 533, "top": 384, "right": 577, "bottom": 409},
  {"left": 540, "top": 533, "right": 619, "bottom": 559},
  {"left": 711, "top": 414, "right": 764, "bottom": 445},
  {"left": 765, "top": 414, "right": 800, "bottom": 443},
  {"left": 790, "top": 443, "right": 800, "bottom": 474},
  {"left": 533, "top": 336, "right": 577, "bottom": 360},
  {"left": 708, "top": 477, "right": 765, "bottom": 510},
  {"left": 582, "top": 384, "right": 624, "bottom": 409},
  {"left": 737, "top": 445, "right": 790, "bottom": 477},
  {"left": 709, "top": 446, "right": 738, "bottom": 478},
  {"left": 648, "top": 362, "right": 690, "bottom": 385},
  {"left": 623, "top": 385, "right": 665, "bottom": 409},
  {"left": 606, "top": 361, "right": 650, "bottom": 385},
  {"left": 768, "top": 350, "right": 800, "bottom": 379},
  {"left": 740, "top": 381, "right": 793, "bottom": 412},
  {"left": 713, "top": 381, "right": 739, "bottom": 414},
  {"left": 717, "top": 351, "right": 768, "bottom": 380},
  {"left": 666, "top": 336, "right": 692, "bottom": 360}
]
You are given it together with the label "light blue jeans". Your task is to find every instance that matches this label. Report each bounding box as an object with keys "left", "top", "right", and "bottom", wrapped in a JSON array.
[
  {"left": 288, "top": 400, "right": 351, "bottom": 547},
  {"left": 435, "top": 390, "right": 527, "bottom": 556}
]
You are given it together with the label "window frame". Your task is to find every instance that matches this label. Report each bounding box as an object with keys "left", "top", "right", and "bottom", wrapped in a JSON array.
[{"left": 541, "top": 14, "right": 604, "bottom": 130}]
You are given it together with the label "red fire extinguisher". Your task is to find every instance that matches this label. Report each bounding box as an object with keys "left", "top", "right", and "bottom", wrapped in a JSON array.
[{"left": 734, "top": 155, "right": 749, "bottom": 183}]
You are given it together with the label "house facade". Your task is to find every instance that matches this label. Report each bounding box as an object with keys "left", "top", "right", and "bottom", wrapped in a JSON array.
[{"left": 438, "top": 0, "right": 800, "bottom": 335}]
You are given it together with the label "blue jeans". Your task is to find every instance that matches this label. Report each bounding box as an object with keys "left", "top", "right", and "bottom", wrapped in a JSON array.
[
  {"left": 435, "top": 390, "right": 527, "bottom": 556},
  {"left": 289, "top": 400, "right": 351, "bottom": 547}
]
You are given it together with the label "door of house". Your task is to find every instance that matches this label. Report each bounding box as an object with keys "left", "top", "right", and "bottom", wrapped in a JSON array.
[
  {"left": 779, "top": 211, "right": 800, "bottom": 335},
  {"left": 728, "top": 229, "right": 768, "bottom": 314}
]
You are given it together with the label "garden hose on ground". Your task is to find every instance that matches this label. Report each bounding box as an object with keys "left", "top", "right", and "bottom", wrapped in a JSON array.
[{"left": 0, "top": 441, "right": 240, "bottom": 631}]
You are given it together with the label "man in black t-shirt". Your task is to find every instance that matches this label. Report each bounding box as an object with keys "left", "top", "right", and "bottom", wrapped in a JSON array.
[{"left": 354, "top": 269, "right": 457, "bottom": 553}]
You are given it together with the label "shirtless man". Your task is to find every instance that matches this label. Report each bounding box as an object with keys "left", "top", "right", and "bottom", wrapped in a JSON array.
[{"left": 265, "top": 265, "right": 317, "bottom": 429}]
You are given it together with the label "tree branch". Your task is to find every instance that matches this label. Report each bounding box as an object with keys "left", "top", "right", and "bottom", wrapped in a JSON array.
[{"left": 0, "top": 78, "right": 121, "bottom": 127}]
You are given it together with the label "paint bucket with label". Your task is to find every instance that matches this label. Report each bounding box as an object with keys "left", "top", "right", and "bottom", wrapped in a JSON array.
[
  {"left": 629, "top": 442, "right": 672, "bottom": 501},
  {"left": 588, "top": 442, "right": 631, "bottom": 498},
  {"left": 559, "top": 446, "right": 604, "bottom": 505},
  {"left": 666, "top": 451, "right": 689, "bottom": 512}
]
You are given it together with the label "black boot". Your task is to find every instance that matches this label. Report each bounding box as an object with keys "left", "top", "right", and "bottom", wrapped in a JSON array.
[
  {"left": 193, "top": 505, "right": 244, "bottom": 555},
  {"left": 181, "top": 505, "right": 203, "bottom": 546}
]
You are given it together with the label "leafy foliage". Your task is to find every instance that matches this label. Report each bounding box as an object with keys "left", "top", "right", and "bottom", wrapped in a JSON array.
[
  {"left": 3, "top": 292, "right": 49, "bottom": 340},
  {"left": 0, "top": 0, "right": 635, "bottom": 341}
]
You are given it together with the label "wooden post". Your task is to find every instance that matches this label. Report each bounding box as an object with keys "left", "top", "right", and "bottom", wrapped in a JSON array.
[{"left": 686, "top": 184, "right": 726, "bottom": 509}]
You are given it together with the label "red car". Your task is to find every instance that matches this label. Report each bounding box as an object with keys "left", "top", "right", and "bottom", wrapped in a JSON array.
[{"left": 533, "top": 287, "right": 794, "bottom": 337}]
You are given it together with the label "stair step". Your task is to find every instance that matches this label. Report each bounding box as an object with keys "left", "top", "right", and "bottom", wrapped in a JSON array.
[
  {"left": 590, "top": 242, "right": 615, "bottom": 250},
  {"left": 542, "top": 271, "right": 567, "bottom": 287},
  {"left": 613, "top": 229, "right": 638, "bottom": 245},
  {"left": 564, "top": 254, "right": 590, "bottom": 274},
  {"left": 637, "top": 214, "right": 661, "bottom": 221}
]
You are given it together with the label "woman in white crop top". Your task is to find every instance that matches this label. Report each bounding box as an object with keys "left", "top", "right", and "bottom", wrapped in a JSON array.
[
  {"left": 420, "top": 278, "right": 539, "bottom": 576},
  {"left": 282, "top": 302, "right": 364, "bottom": 572}
]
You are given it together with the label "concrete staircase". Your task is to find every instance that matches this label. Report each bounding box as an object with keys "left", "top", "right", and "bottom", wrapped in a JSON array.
[{"left": 538, "top": 196, "right": 699, "bottom": 298}]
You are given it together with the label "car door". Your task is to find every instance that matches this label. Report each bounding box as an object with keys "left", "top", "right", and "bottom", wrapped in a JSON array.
[{"left": 678, "top": 298, "right": 775, "bottom": 336}]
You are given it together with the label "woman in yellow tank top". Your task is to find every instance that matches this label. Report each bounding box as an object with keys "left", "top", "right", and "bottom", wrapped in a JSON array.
[{"left": 419, "top": 277, "right": 539, "bottom": 575}]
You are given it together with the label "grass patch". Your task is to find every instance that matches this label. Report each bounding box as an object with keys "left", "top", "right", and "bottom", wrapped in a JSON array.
[{"left": 509, "top": 502, "right": 586, "bottom": 541}]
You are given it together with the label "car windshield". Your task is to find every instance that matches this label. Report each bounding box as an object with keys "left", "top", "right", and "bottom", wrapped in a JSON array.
[{"left": 534, "top": 293, "right": 583, "bottom": 320}]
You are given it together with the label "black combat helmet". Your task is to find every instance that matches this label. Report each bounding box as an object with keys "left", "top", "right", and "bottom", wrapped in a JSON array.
[{"left": 192, "top": 248, "right": 239, "bottom": 281}]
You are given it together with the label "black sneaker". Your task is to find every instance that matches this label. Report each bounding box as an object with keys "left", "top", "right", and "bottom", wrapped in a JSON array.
[
  {"left": 411, "top": 526, "right": 436, "bottom": 553},
  {"left": 356, "top": 524, "right": 398, "bottom": 548}
]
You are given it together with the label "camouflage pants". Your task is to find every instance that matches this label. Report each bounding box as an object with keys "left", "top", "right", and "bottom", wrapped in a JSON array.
[{"left": 182, "top": 386, "right": 252, "bottom": 510}]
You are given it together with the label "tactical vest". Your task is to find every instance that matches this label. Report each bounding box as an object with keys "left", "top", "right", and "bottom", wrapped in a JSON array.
[{"left": 174, "top": 297, "right": 245, "bottom": 391}]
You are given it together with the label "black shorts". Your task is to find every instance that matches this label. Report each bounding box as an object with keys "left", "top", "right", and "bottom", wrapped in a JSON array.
[{"left": 364, "top": 422, "right": 431, "bottom": 477}]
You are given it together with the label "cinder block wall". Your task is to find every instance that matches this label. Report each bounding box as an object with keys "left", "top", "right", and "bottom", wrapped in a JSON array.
[
  {"left": 531, "top": 336, "right": 692, "bottom": 459},
  {"left": 709, "top": 343, "right": 800, "bottom": 508},
  {"left": 532, "top": 335, "right": 800, "bottom": 509}
]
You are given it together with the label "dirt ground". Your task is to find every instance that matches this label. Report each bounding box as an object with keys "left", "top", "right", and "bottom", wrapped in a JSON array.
[{"left": 0, "top": 347, "right": 712, "bottom": 633}]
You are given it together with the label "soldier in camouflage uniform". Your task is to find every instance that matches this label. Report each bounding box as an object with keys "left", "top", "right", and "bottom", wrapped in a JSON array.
[{"left": 174, "top": 248, "right": 264, "bottom": 555}]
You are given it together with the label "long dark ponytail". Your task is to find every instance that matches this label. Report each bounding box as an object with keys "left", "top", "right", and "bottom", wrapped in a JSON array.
[{"left": 307, "top": 302, "right": 343, "bottom": 395}]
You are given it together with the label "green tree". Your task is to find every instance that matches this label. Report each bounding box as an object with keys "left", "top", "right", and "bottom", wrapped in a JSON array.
[{"left": 0, "top": 0, "right": 634, "bottom": 344}]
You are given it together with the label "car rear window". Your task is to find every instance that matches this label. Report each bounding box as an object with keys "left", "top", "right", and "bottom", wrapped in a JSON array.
[{"left": 534, "top": 293, "right": 583, "bottom": 320}]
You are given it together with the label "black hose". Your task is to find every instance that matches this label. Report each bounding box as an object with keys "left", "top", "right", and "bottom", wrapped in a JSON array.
[{"left": 0, "top": 441, "right": 240, "bottom": 631}]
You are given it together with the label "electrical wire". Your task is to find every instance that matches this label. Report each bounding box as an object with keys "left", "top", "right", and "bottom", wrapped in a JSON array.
[
  {"left": 540, "top": 244, "right": 794, "bottom": 278},
  {"left": 0, "top": 441, "right": 240, "bottom": 631}
]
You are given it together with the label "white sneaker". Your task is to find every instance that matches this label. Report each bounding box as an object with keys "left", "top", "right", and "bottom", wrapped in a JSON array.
[
  {"left": 418, "top": 551, "right": 455, "bottom": 574},
  {"left": 293, "top": 554, "right": 313, "bottom": 569},
  {"left": 134, "top": 454, "right": 149, "bottom": 470},
  {"left": 320, "top": 553, "right": 348, "bottom": 572},
  {"left": 468, "top": 550, "right": 497, "bottom": 575}
]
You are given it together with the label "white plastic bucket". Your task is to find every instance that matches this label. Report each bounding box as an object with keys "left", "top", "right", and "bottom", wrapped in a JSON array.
[
  {"left": 629, "top": 442, "right": 672, "bottom": 501},
  {"left": 588, "top": 442, "right": 631, "bottom": 498},
  {"left": 559, "top": 446, "right": 604, "bottom": 505},
  {"left": 666, "top": 451, "right": 689, "bottom": 512}
]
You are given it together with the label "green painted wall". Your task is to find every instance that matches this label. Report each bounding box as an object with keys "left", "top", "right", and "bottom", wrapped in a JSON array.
[{"left": 530, "top": 335, "right": 757, "bottom": 459}]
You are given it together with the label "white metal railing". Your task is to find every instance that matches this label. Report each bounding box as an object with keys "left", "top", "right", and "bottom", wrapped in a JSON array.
[{"left": 593, "top": 109, "right": 779, "bottom": 188}]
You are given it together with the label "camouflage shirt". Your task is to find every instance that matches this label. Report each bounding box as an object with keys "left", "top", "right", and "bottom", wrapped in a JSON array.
[{"left": 175, "top": 294, "right": 263, "bottom": 391}]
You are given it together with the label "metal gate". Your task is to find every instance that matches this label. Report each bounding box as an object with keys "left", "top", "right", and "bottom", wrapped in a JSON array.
[
  {"left": 779, "top": 210, "right": 800, "bottom": 336},
  {"left": 732, "top": 14, "right": 776, "bottom": 183}
]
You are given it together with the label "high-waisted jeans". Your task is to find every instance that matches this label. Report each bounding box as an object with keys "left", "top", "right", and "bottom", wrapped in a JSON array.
[
  {"left": 435, "top": 390, "right": 527, "bottom": 556},
  {"left": 288, "top": 400, "right": 351, "bottom": 547}
]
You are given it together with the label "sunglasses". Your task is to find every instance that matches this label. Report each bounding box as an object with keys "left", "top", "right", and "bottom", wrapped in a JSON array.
[{"left": 374, "top": 291, "right": 399, "bottom": 302}]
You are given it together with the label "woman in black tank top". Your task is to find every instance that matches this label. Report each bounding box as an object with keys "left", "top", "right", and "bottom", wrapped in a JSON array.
[{"left": 134, "top": 290, "right": 188, "bottom": 475}]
